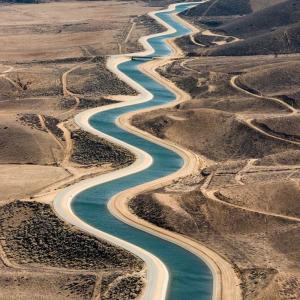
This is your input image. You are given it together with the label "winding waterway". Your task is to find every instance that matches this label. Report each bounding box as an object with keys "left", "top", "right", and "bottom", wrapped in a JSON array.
[{"left": 55, "top": 3, "right": 213, "bottom": 300}]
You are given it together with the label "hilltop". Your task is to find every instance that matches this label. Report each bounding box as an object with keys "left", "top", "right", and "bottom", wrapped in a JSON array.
[
  {"left": 219, "top": 0, "right": 300, "bottom": 37},
  {"left": 206, "top": 0, "right": 300, "bottom": 56},
  {"left": 180, "top": 0, "right": 300, "bottom": 56}
]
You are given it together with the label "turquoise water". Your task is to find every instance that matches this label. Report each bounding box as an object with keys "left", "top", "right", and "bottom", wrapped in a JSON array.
[{"left": 72, "top": 3, "right": 213, "bottom": 300}]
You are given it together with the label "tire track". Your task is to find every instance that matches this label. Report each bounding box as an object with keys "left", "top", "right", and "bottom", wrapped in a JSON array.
[{"left": 54, "top": 2, "right": 241, "bottom": 300}]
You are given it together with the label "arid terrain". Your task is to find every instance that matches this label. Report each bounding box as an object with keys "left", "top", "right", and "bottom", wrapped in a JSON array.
[
  {"left": 0, "top": 0, "right": 162, "bottom": 203},
  {"left": 129, "top": 0, "right": 300, "bottom": 299},
  {"left": 0, "top": 1, "right": 163, "bottom": 299},
  {"left": 1, "top": 0, "right": 300, "bottom": 299},
  {"left": 0, "top": 200, "right": 144, "bottom": 299}
]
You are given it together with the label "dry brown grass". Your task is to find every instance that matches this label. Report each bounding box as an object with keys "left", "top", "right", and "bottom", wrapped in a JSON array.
[
  {"left": 218, "top": 180, "right": 300, "bottom": 218},
  {"left": 239, "top": 61, "right": 300, "bottom": 95},
  {"left": 0, "top": 200, "right": 144, "bottom": 299},
  {"left": 130, "top": 181, "right": 300, "bottom": 299},
  {"left": 133, "top": 107, "right": 299, "bottom": 161},
  {"left": 0, "top": 0, "right": 158, "bottom": 204},
  {"left": 131, "top": 32, "right": 300, "bottom": 299},
  {"left": 250, "top": 0, "right": 290, "bottom": 12},
  {"left": 0, "top": 1, "right": 156, "bottom": 62},
  {"left": 0, "top": 113, "right": 63, "bottom": 165},
  {"left": 0, "top": 164, "right": 69, "bottom": 201}
]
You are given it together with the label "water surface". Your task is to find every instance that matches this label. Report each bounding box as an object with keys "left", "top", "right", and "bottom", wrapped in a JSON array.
[{"left": 72, "top": 4, "right": 213, "bottom": 299}]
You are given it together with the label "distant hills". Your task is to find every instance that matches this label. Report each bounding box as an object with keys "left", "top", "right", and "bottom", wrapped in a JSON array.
[
  {"left": 219, "top": 0, "right": 300, "bottom": 37},
  {"left": 183, "top": 0, "right": 287, "bottom": 17},
  {"left": 186, "top": 0, "right": 300, "bottom": 56},
  {"left": 184, "top": 0, "right": 252, "bottom": 16},
  {"left": 209, "top": 22, "right": 300, "bottom": 56},
  {"left": 0, "top": 0, "right": 41, "bottom": 2}
]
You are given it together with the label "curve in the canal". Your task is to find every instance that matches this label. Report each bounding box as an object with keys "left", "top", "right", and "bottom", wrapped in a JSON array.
[{"left": 58, "top": 3, "right": 213, "bottom": 300}]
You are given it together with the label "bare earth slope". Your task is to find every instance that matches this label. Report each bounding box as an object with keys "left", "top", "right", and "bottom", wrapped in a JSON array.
[
  {"left": 0, "top": 1, "right": 164, "bottom": 299},
  {"left": 130, "top": 15, "right": 300, "bottom": 298},
  {"left": 0, "top": 0, "right": 162, "bottom": 202},
  {"left": 182, "top": 0, "right": 252, "bottom": 17},
  {"left": 250, "top": 0, "right": 287, "bottom": 11},
  {"left": 179, "top": 0, "right": 300, "bottom": 56},
  {"left": 219, "top": 0, "right": 300, "bottom": 37},
  {"left": 208, "top": 22, "right": 300, "bottom": 56},
  {"left": 2, "top": 1, "right": 300, "bottom": 299},
  {"left": 0, "top": 1, "right": 157, "bottom": 61},
  {"left": 207, "top": 0, "right": 300, "bottom": 56}
]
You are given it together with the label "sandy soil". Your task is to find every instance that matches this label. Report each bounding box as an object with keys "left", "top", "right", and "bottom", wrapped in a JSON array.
[
  {"left": 0, "top": 1, "right": 159, "bottom": 62},
  {"left": 108, "top": 8, "right": 242, "bottom": 299},
  {"left": 3, "top": 1, "right": 299, "bottom": 300},
  {"left": 0, "top": 112, "right": 64, "bottom": 165},
  {"left": 53, "top": 3, "right": 242, "bottom": 300},
  {"left": 0, "top": 1, "right": 170, "bottom": 299},
  {"left": 0, "top": 164, "right": 70, "bottom": 201},
  {"left": 130, "top": 5, "right": 300, "bottom": 299},
  {"left": 0, "top": 0, "right": 165, "bottom": 204}
]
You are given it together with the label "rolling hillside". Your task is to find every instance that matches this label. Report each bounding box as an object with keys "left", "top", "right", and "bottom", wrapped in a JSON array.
[
  {"left": 250, "top": 0, "right": 288, "bottom": 11},
  {"left": 204, "top": 0, "right": 300, "bottom": 56},
  {"left": 182, "top": 0, "right": 252, "bottom": 17},
  {"left": 219, "top": 0, "right": 300, "bottom": 37},
  {"left": 208, "top": 21, "right": 300, "bottom": 56},
  {"left": 182, "top": 0, "right": 288, "bottom": 17}
]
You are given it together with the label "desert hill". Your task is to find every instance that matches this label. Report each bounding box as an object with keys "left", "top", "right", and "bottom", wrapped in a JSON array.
[
  {"left": 206, "top": 0, "right": 300, "bottom": 56},
  {"left": 132, "top": 108, "right": 299, "bottom": 162},
  {"left": 183, "top": 0, "right": 287, "bottom": 18},
  {"left": 219, "top": 0, "right": 300, "bottom": 37},
  {"left": 183, "top": 0, "right": 252, "bottom": 17},
  {"left": 131, "top": 43, "right": 300, "bottom": 299},
  {"left": 237, "top": 61, "right": 300, "bottom": 108},
  {"left": 250, "top": 0, "right": 287, "bottom": 10},
  {"left": 181, "top": 0, "right": 300, "bottom": 56},
  {"left": 208, "top": 22, "right": 300, "bottom": 55}
]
